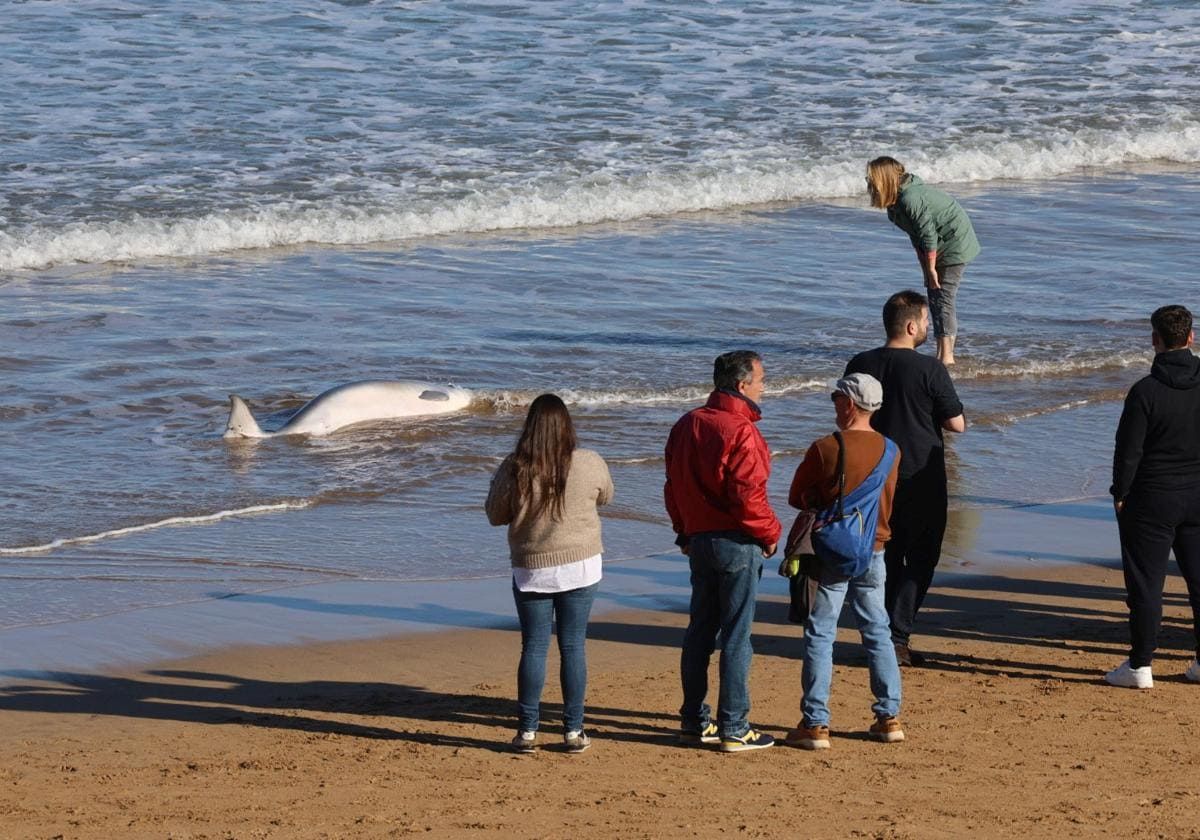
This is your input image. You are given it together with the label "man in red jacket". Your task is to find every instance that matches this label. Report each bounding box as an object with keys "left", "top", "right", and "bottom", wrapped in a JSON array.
[{"left": 665, "top": 350, "right": 782, "bottom": 752}]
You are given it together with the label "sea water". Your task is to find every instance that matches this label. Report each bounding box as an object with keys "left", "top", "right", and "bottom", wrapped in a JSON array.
[{"left": 1, "top": 1, "right": 1198, "bottom": 631}]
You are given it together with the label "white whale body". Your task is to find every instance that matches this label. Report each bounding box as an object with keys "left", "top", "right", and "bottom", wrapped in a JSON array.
[{"left": 224, "top": 380, "right": 472, "bottom": 439}]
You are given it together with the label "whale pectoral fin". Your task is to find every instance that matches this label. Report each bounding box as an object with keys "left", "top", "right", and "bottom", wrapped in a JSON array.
[
  {"left": 224, "top": 394, "right": 266, "bottom": 438},
  {"left": 418, "top": 390, "right": 450, "bottom": 401}
]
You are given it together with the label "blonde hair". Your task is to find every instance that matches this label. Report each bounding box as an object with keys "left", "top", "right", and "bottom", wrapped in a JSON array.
[{"left": 866, "top": 156, "right": 906, "bottom": 208}]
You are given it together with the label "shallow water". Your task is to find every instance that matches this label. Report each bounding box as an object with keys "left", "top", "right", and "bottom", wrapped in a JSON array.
[
  {"left": 3, "top": 171, "right": 1194, "bottom": 628},
  {"left": 2, "top": 1, "right": 1199, "bottom": 629}
]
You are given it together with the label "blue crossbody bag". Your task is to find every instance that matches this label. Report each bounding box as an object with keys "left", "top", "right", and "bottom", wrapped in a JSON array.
[{"left": 812, "top": 432, "right": 898, "bottom": 578}]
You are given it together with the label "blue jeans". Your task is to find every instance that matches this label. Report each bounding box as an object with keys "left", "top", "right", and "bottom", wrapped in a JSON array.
[
  {"left": 801, "top": 549, "right": 902, "bottom": 727},
  {"left": 679, "top": 532, "right": 763, "bottom": 739},
  {"left": 513, "top": 581, "right": 597, "bottom": 733}
]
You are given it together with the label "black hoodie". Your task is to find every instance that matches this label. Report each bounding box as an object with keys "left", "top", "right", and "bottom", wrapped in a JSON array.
[{"left": 1112, "top": 348, "right": 1200, "bottom": 500}]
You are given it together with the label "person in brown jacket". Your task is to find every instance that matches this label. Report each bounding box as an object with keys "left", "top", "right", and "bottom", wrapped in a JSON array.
[{"left": 784, "top": 373, "right": 905, "bottom": 750}]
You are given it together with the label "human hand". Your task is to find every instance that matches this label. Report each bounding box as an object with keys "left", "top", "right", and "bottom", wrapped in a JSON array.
[
  {"left": 680, "top": 544, "right": 690, "bottom": 557},
  {"left": 1113, "top": 499, "right": 1124, "bottom": 516},
  {"left": 763, "top": 542, "right": 777, "bottom": 558},
  {"left": 926, "top": 269, "right": 941, "bottom": 290}
]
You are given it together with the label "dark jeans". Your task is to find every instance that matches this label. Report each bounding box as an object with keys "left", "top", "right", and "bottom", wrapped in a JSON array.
[
  {"left": 513, "top": 581, "right": 598, "bottom": 733},
  {"left": 884, "top": 482, "right": 948, "bottom": 646},
  {"left": 1118, "top": 490, "right": 1200, "bottom": 668},
  {"left": 679, "top": 531, "right": 763, "bottom": 739}
]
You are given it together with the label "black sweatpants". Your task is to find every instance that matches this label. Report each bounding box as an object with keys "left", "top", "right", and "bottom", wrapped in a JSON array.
[{"left": 1118, "top": 489, "right": 1200, "bottom": 668}]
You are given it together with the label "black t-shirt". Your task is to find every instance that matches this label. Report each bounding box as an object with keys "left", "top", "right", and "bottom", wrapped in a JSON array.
[{"left": 844, "top": 347, "right": 963, "bottom": 489}]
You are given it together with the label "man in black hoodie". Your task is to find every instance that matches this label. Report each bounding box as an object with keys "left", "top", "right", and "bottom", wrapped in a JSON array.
[{"left": 1107, "top": 304, "right": 1200, "bottom": 689}]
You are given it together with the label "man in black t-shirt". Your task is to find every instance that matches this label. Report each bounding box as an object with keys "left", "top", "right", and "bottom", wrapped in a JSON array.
[{"left": 845, "top": 290, "right": 966, "bottom": 666}]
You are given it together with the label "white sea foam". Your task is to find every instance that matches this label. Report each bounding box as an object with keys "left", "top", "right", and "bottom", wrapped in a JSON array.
[
  {"left": 4, "top": 122, "right": 1199, "bottom": 272},
  {"left": 955, "top": 351, "right": 1147, "bottom": 381},
  {"left": 976, "top": 399, "right": 1093, "bottom": 428},
  {"left": 480, "top": 377, "right": 827, "bottom": 410},
  {"left": 0, "top": 502, "right": 312, "bottom": 556}
]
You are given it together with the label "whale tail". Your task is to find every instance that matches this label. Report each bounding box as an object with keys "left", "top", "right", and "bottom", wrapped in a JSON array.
[{"left": 224, "top": 395, "right": 266, "bottom": 438}]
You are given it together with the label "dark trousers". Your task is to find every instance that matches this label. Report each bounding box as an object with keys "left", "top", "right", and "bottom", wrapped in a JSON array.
[
  {"left": 1118, "top": 489, "right": 1200, "bottom": 668},
  {"left": 884, "top": 482, "right": 948, "bottom": 646}
]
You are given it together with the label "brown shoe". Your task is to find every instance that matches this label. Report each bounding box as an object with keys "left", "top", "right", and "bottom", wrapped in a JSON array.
[
  {"left": 893, "top": 643, "right": 925, "bottom": 667},
  {"left": 784, "top": 723, "right": 831, "bottom": 750},
  {"left": 868, "top": 716, "right": 905, "bottom": 743}
]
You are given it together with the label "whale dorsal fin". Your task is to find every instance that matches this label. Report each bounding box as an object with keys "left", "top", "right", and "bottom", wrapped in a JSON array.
[{"left": 224, "top": 395, "right": 265, "bottom": 438}]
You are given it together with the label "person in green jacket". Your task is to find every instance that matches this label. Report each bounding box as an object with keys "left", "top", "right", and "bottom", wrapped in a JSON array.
[{"left": 866, "top": 156, "right": 980, "bottom": 366}]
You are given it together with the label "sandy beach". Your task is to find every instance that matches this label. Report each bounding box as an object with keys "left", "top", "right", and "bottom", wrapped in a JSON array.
[{"left": 2, "top": 499, "right": 1199, "bottom": 839}]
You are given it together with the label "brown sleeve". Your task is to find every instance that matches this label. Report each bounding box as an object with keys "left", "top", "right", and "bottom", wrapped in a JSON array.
[
  {"left": 788, "top": 441, "right": 827, "bottom": 510},
  {"left": 874, "top": 447, "right": 901, "bottom": 551}
]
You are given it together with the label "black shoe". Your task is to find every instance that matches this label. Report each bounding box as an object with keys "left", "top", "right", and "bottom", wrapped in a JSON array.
[{"left": 679, "top": 722, "right": 720, "bottom": 746}]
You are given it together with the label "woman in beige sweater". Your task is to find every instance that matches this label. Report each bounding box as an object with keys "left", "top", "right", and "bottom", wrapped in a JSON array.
[{"left": 486, "top": 394, "right": 614, "bottom": 754}]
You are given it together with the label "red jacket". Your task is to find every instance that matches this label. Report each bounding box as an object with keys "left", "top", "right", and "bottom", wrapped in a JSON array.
[{"left": 664, "top": 390, "right": 782, "bottom": 548}]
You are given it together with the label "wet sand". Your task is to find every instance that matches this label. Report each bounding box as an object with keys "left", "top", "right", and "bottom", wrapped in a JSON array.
[{"left": 2, "top": 500, "right": 1199, "bottom": 839}]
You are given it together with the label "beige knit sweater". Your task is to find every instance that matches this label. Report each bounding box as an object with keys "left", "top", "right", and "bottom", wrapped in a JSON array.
[{"left": 485, "top": 448, "right": 614, "bottom": 569}]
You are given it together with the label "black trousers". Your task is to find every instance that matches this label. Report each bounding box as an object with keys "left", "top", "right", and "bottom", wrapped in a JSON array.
[
  {"left": 884, "top": 482, "right": 948, "bottom": 646},
  {"left": 1118, "top": 489, "right": 1200, "bottom": 668}
]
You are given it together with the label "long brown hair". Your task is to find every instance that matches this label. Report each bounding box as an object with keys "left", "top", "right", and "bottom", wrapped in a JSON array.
[
  {"left": 511, "top": 393, "right": 576, "bottom": 521},
  {"left": 866, "top": 156, "right": 906, "bottom": 208}
]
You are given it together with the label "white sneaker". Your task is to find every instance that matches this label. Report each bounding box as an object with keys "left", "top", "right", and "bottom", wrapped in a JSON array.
[
  {"left": 1185, "top": 659, "right": 1200, "bottom": 684},
  {"left": 510, "top": 730, "right": 537, "bottom": 753},
  {"left": 563, "top": 730, "right": 591, "bottom": 754},
  {"left": 1104, "top": 659, "right": 1153, "bottom": 689}
]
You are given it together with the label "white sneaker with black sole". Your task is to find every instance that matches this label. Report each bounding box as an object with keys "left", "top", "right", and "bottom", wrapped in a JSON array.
[{"left": 1185, "top": 659, "right": 1200, "bottom": 684}]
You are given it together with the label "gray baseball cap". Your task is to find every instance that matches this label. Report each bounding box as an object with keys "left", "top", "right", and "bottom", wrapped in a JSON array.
[{"left": 831, "top": 372, "right": 883, "bottom": 411}]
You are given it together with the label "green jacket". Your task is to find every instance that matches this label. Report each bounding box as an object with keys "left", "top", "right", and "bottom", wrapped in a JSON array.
[{"left": 887, "top": 174, "right": 980, "bottom": 266}]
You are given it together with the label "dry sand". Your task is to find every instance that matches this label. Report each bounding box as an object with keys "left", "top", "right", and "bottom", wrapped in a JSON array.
[{"left": 3, "top": 547, "right": 1200, "bottom": 839}]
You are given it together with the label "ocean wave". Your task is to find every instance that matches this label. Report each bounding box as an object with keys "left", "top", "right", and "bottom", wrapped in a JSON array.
[
  {"left": 0, "top": 501, "right": 312, "bottom": 555},
  {"left": 4, "top": 121, "right": 1199, "bottom": 271},
  {"left": 971, "top": 399, "right": 1093, "bottom": 428},
  {"left": 953, "top": 351, "right": 1147, "bottom": 382},
  {"left": 477, "top": 377, "right": 827, "bottom": 410},
  {"left": 475, "top": 352, "right": 1143, "bottom": 412}
]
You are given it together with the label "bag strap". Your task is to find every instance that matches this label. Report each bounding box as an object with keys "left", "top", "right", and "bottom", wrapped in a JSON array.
[{"left": 832, "top": 430, "right": 845, "bottom": 520}]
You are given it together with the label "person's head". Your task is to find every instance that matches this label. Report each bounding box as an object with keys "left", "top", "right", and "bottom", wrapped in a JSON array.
[
  {"left": 1150, "top": 304, "right": 1194, "bottom": 352},
  {"left": 830, "top": 373, "right": 883, "bottom": 430},
  {"left": 713, "top": 350, "right": 765, "bottom": 404},
  {"left": 866, "top": 156, "right": 906, "bottom": 209},
  {"left": 512, "top": 393, "right": 576, "bottom": 521},
  {"left": 883, "top": 289, "right": 929, "bottom": 347}
]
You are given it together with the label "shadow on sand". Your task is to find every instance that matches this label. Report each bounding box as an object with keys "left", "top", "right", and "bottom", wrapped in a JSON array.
[
  {"left": 2, "top": 563, "right": 1194, "bottom": 740},
  {"left": 0, "top": 667, "right": 681, "bottom": 752}
]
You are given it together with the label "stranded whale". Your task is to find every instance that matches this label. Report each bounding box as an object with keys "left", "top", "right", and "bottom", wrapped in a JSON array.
[{"left": 224, "top": 380, "right": 472, "bottom": 439}]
